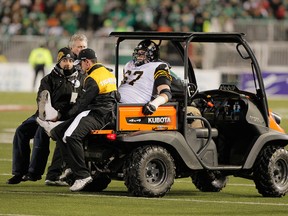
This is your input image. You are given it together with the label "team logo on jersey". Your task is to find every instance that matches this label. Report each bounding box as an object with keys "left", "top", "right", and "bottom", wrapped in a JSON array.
[{"left": 127, "top": 116, "right": 171, "bottom": 124}]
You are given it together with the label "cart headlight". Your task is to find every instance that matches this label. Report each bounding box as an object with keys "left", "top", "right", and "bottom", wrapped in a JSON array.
[{"left": 271, "top": 112, "right": 281, "bottom": 125}]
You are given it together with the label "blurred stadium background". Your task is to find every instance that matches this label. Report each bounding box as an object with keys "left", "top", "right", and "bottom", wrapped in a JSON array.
[
  {"left": 0, "top": 0, "right": 288, "bottom": 96},
  {"left": 0, "top": 2, "right": 288, "bottom": 212}
]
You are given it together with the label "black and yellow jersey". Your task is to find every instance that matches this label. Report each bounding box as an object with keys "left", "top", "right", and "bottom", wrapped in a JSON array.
[
  {"left": 85, "top": 64, "right": 117, "bottom": 94},
  {"left": 67, "top": 63, "right": 118, "bottom": 118}
]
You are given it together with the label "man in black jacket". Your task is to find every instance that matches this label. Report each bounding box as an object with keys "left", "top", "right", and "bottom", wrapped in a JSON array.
[
  {"left": 44, "top": 33, "right": 88, "bottom": 185},
  {"left": 38, "top": 48, "right": 118, "bottom": 192},
  {"left": 7, "top": 47, "right": 85, "bottom": 185}
]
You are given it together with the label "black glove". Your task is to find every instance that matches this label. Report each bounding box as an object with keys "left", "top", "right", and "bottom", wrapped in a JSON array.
[{"left": 142, "top": 102, "right": 156, "bottom": 115}]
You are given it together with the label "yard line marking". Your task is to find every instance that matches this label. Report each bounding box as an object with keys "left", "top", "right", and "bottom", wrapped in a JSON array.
[
  {"left": 0, "top": 105, "right": 35, "bottom": 111},
  {"left": 0, "top": 173, "right": 255, "bottom": 187},
  {"left": 0, "top": 191, "right": 287, "bottom": 207},
  {"left": 0, "top": 159, "right": 12, "bottom": 162},
  {"left": 0, "top": 214, "right": 37, "bottom": 216},
  {"left": 228, "top": 183, "right": 255, "bottom": 187},
  {"left": 175, "top": 179, "right": 255, "bottom": 187},
  {"left": 1, "top": 173, "right": 13, "bottom": 176}
]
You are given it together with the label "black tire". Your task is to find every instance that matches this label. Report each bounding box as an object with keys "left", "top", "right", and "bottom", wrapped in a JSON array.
[
  {"left": 253, "top": 146, "right": 288, "bottom": 197},
  {"left": 83, "top": 174, "right": 111, "bottom": 192},
  {"left": 191, "top": 170, "right": 228, "bottom": 192},
  {"left": 123, "top": 145, "right": 175, "bottom": 197}
]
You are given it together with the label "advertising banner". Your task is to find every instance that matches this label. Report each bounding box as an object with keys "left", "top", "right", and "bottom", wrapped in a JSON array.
[{"left": 241, "top": 71, "right": 288, "bottom": 97}]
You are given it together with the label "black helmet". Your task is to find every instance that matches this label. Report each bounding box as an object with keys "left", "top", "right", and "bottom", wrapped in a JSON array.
[{"left": 133, "top": 40, "right": 159, "bottom": 66}]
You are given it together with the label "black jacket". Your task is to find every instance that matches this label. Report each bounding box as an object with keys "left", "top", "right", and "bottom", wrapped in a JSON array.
[
  {"left": 36, "top": 65, "right": 86, "bottom": 120},
  {"left": 67, "top": 63, "right": 118, "bottom": 119}
]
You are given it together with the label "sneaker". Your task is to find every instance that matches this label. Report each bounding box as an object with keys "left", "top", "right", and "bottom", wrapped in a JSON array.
[
  {"left": 59, "top": 168, "right": 73, "bottom": 181},
  {"left": 36, "top": 117, "right": 63, "bottom": 137},
  {"left": 22, "top": 173, "right": 42, "bottom": 181},
  {"left": 38, "top": 90, "right": 58, "bottom": 121},
  {"left": 45, "top": 179, "right": 69, "bottom": 186},
  {"left": 6, "top": 175, "right": 24, "bottom": 184},
  {"left": 69, "top": 176, "right": 93, "bottom": 192}
]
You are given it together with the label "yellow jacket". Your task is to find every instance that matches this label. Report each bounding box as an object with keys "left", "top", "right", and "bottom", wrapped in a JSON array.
[{"left": 28, "top": 47, "right": 53, "bottom": 67}]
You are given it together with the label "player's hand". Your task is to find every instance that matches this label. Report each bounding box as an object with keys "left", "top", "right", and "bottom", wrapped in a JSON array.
[{"left": 142, "top": 102, "right": 156, "bottom": 115}]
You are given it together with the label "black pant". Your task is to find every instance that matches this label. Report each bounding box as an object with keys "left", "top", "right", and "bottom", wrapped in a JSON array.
[
  {"left": 12, "top": 115, "right": 49, "bottom": 176},
  {"left": 45, "top": 144, "right": 64, "bottom": 181},
  {"left": 52, "top": 112, "right": 106, "bottom": 180}
]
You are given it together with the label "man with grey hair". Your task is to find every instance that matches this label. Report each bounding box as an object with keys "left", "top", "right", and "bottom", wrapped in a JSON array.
[{"left": 68, "top": 33, "right": 88, "bottom": 56}]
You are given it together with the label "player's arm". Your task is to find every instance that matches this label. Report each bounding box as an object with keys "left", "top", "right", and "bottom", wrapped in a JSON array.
[
  {"left": 156, "top": 83, "right": 171, "bottom": 103},
  {"left": 142, "top": 63, "right": 172, "bottom": 115}
]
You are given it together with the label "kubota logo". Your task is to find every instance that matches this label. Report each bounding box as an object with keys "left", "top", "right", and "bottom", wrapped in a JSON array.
[
  {"left": 148, "top": 117, "right": 171, "bottom": 124},
  {"left": 126, "top": 116, "right": 172, "bottom": 124}
]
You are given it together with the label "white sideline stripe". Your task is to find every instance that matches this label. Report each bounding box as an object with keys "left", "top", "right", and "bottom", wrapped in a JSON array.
[
  {"left": 228, "top": 183, "right": 255, "bottom": 187},
  {"left": 0, "top": 214, "right": 37, "bottom": 216},
  {"left": 175, "top": 179, "right": 255, "bottom": 187},
  {"left": 0, "top": 159, "right": 12, "bottom": 162},
  {"left": 0, "top": 159, "right": 51, "bottom": 163},
  {"left": 0, "top": 173, "right": 254, "bottom": 186},
  {"left": 0, "top": 191, "right": 287, "bottom": 207},
  {"left": 0, "top": 105, "right": 35, "bottom": 111},
  {"left": 0, "top": 173, "right": 255, "bottom": 186},
  {"left": 0, "top": 172, "right": 50, "bottom": 176}
]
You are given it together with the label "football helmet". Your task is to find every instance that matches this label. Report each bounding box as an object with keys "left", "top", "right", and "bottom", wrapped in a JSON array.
[{"left": 133, "top": 40, "right": 159, "bottom": 66}]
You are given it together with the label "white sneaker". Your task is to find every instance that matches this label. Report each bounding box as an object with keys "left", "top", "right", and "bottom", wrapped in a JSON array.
[
  {"left": 36, "top": 117, "right": 63, "bottom": 137},
  {"left": 38, "top": 90, "right": 58, "bottom": 121},
  {"left": 59, "top": 168, "right": 73, "bottom": 181},
  {"left": 69, "top": 176, "right": 93, "bottom": 192},
  {"left": 45, "top": 179, "right": 69, "bottom": 186}
]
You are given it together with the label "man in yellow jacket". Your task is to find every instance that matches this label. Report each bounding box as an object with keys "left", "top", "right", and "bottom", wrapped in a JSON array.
[{"left": 28, "top": 44, "right": 53, "bottom": 89}]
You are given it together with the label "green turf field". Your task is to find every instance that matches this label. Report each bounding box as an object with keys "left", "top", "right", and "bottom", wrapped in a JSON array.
[{"left": 0, "top": 92, "right": 288, "bottom": 216}]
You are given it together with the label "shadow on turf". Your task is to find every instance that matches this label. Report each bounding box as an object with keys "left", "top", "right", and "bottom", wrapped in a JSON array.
[
  {"left": 82, "top": 187, "right": 262, "bottom": 198},
  {"left": 0, "top": 179, "right": 263, "bottom": 199}
]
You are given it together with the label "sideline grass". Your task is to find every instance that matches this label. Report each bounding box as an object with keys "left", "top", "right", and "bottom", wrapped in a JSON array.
[{"left": 0, "top": 92, "right": 288, "bottom": 216}]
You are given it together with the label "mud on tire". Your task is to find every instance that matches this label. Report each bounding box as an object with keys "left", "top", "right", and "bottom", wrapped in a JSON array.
[
  {"left": 253, "top": 146, "right": 288, "bottom": 197},
  {"left": 123, "top": 145, "right": 176, "bottom": 197}
]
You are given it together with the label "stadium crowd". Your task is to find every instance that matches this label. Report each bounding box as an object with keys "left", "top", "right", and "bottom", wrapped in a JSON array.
[{"left": 0, "top": 0, "right": 287, "bottom": 37}]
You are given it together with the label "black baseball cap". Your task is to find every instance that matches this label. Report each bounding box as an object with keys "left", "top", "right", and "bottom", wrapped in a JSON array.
[
  {"left": 78, "top": 48, "right": 97, "bottom": 61},
  {"left": 57, "top": 47, "right": 76, "bottom": 63}
]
